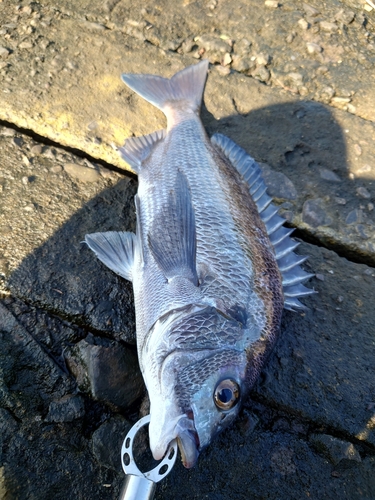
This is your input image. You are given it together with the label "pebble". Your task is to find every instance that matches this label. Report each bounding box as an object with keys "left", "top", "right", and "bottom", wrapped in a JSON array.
[
  {"left": 50, "top": 165, "right": 63, "bottom": 173},
  {"left": 64, "top": 163, "right": 101, "bottom": 182},
  {"left": 235, "top": 38, "right": 252, "bottom": 54},
  {"left": 222, "top": 52, "right": 232, "bottom": 66},
  {"left": 357, "top": 164, "right": 372, "bottom": 175},
  {"left": 334, "top": 197, "right": 346, "bottom": 205},
  {"left": 252, "top": 65, "right": 270, "bottom": 83},
  {"left": 30, "top": 144, "right": 43, "bottom": 155},
  {"left": 215, "top": 65, "right": 231, "bottom": 76},
  {"left": 319, "top": 169, "right": 341, "bottom": 182},
  {"left": 287, "top": 72, "right": 304, "bottom": 86},
  {"left": 181, "top": 39, "right": 196, "bottom": 54},
  {"left": 298, "top": 18, "right": 309, "bottom": 30},
  {"left": 354, "top": 144, "right": 362, "bottom": 156},
  {"left": 334, "top": 9, "right": 355, "bottom": 25},
  {"left": 260, "top": 163, "right": 297, "bottom": 200},
  {"left": 356, "top": 187, "right": 371, "bottom": 199},
  {"left": 345, "top": 209, "right": 363, "bottom": 225},
  {"left": 256, "top": 53, "right": 271, "bottom": 66},
  {"left": 306, "top": 42, "right": 322, "bottom": 54},
  {"left": 231, "top": 56, "right": 255, "bottom": 73},
  {"left": 319, "top": 21, "right": 338, "bottom": 32},
  {"left": 368, "top": 203, "right": 374, "bottom": 211},
  {"left": 302, "top": 198, "right": 331, "bottom": 227},
  {"left": 18, "top": 41, "right": 34, "bottom": 49},
  {"left": 0, "top": 47, "right": 10, "bottom": 58},
  {"left": 303, "top": 3, "right": 320, "bottom": 17},
  {"left": 264, "top": 0, "right": 279, "bottom": 7},
  {"left": 0, "top": 127, "right": 16, "bottom": 137},
  {"left": 331, "top": 96, "right": 351, "bottom": 104},
  {"left": 285, "top": 33, "right": 295, "bottom": 43},
  {"left": 196, "top": 35, "right": 230, "bottom": 54},
  {"left": 82, "top": 21, "right": 106, "bottom": 30},
  {"left": 320, "top": 86, "right": 335, "bottom": 100}
]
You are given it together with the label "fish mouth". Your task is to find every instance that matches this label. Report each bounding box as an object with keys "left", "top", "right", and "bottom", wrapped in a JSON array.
[{"left": 175, "top": 416, "right": 200, "bottom": 468}]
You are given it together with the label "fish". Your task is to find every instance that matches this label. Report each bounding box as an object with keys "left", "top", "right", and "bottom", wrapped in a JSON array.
[{"left": 85, "top": 60, "right": 314, "bottom": 468}]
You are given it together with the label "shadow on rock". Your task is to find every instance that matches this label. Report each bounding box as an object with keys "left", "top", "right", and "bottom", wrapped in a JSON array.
[
  {"left": 8, "top": 176, "right": 138, "bottom": 343},
  {"left": 3, "top": 100, "right": 375, "bottom": 499}
]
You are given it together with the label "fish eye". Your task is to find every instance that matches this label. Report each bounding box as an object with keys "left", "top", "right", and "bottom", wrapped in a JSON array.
[{"left": 214, "top": 379, "right": 240, "bottom": 411}]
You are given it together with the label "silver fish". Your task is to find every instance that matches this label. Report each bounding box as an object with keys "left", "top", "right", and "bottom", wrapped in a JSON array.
[{"left": 85, "top": 60, "right": 314, "bottom": 468}]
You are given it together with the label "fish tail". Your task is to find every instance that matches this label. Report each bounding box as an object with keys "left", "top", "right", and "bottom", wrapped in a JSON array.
[{"left": 121, "top": 60, "right": 209, "bottom": 121}]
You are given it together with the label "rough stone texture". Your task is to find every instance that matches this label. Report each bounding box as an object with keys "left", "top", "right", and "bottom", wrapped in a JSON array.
[
  {"left": 45, "top": 394, "right": 85, "bottom": 423},
  {"left": 253, "top": 242, "right": 375, "bottom": 448},
  {"left": 0, "top": 0, "right": 375, "bottom": 498},
  {"left": 309, "top": 433, "right": 362, "bottom": 466},
  {"left": 65, "top": 334, "right": 145, "bottom": 411},
  {"left": 0, "top": 128, "right": 137, "bottom": 342}
]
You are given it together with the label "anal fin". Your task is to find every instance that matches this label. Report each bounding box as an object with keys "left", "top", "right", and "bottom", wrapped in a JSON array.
[{"left": 85, "top": 231, "right": 136, "bottom": 282}]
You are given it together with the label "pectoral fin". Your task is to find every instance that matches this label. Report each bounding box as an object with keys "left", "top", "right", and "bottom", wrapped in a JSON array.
[
  {"left": 85, "top": 231, "right": 136, "bottom": 282},
  {"left": 148, "top": 171, "right": 198, "bottom": 285}
]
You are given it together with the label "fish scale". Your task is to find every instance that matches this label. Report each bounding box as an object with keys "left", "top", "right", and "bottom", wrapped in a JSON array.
[
  {"left": 85, "top": 60, "right": 314, "bottom": 469},
  {"left": 135, "top": 119, "right": 259, "bottom": 341}
]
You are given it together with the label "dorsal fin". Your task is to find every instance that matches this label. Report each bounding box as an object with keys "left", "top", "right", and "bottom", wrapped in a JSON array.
[
  {"left": 118, "top": 129, "right": 166, "bottom": 172},
  {"left": 211, "top": 133, "right": 315, "bottom": 311}
]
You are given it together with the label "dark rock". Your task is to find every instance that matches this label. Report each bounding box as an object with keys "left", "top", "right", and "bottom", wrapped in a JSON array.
[
  {"left": 45, "top": 394, "right": 85, "bottom": 422},
  {"left": 91, "top": 415, "right": 132, "bottom": 472},
  {"left": 309, "top": 434, "right": 361, "bottom": 465},
  {"left": 65, "top": 335, "right": 144, "bottom": 411},
  {"left": 253, "top": 243, "right": 375, "bottom": 448}
]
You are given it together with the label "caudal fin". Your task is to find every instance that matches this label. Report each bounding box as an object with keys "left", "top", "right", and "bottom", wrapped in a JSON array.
[{"left": 121, "top": 60, "right": 209, "bottom": 116}]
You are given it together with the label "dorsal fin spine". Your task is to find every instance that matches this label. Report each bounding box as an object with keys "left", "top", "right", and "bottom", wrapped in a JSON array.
[{"left": 210, "top": 132, "right": 315, "bottom": 311}]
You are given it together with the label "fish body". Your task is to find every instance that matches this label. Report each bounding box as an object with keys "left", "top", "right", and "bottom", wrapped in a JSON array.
[{"left": 85, "top": 60, "right": 313, "bottom": 468}]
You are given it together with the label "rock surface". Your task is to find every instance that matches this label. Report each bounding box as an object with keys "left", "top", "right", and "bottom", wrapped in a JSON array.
[{"left": 0, "top": 0, "right": 375, "bottom": 498}]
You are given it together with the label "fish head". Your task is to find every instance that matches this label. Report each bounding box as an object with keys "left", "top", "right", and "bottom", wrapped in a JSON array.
[{"left": 145, "top": 306, "right": 261, "bottom": 468}]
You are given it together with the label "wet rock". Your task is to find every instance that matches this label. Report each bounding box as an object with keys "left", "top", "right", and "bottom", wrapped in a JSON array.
[
  {"left": 1, "top": 130, "right": 137, "bottom": 340},
  {"left": 65, "top": 334, "right": 144, "bottom": 411},
  {"left": 309, "top": 434, "right": 361, "bottom": 466},
  {"left": 45, "top": 394, "right": 85, "bottom": 423},
  {"left": 302, "top": 198, "right": 331, "bottom": 227},
  {"left": 254, "top": 243, "right": 375, "bottom": 448},
  {"left": 91, "top": 415, "right": 132, "bottom": 472}
]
